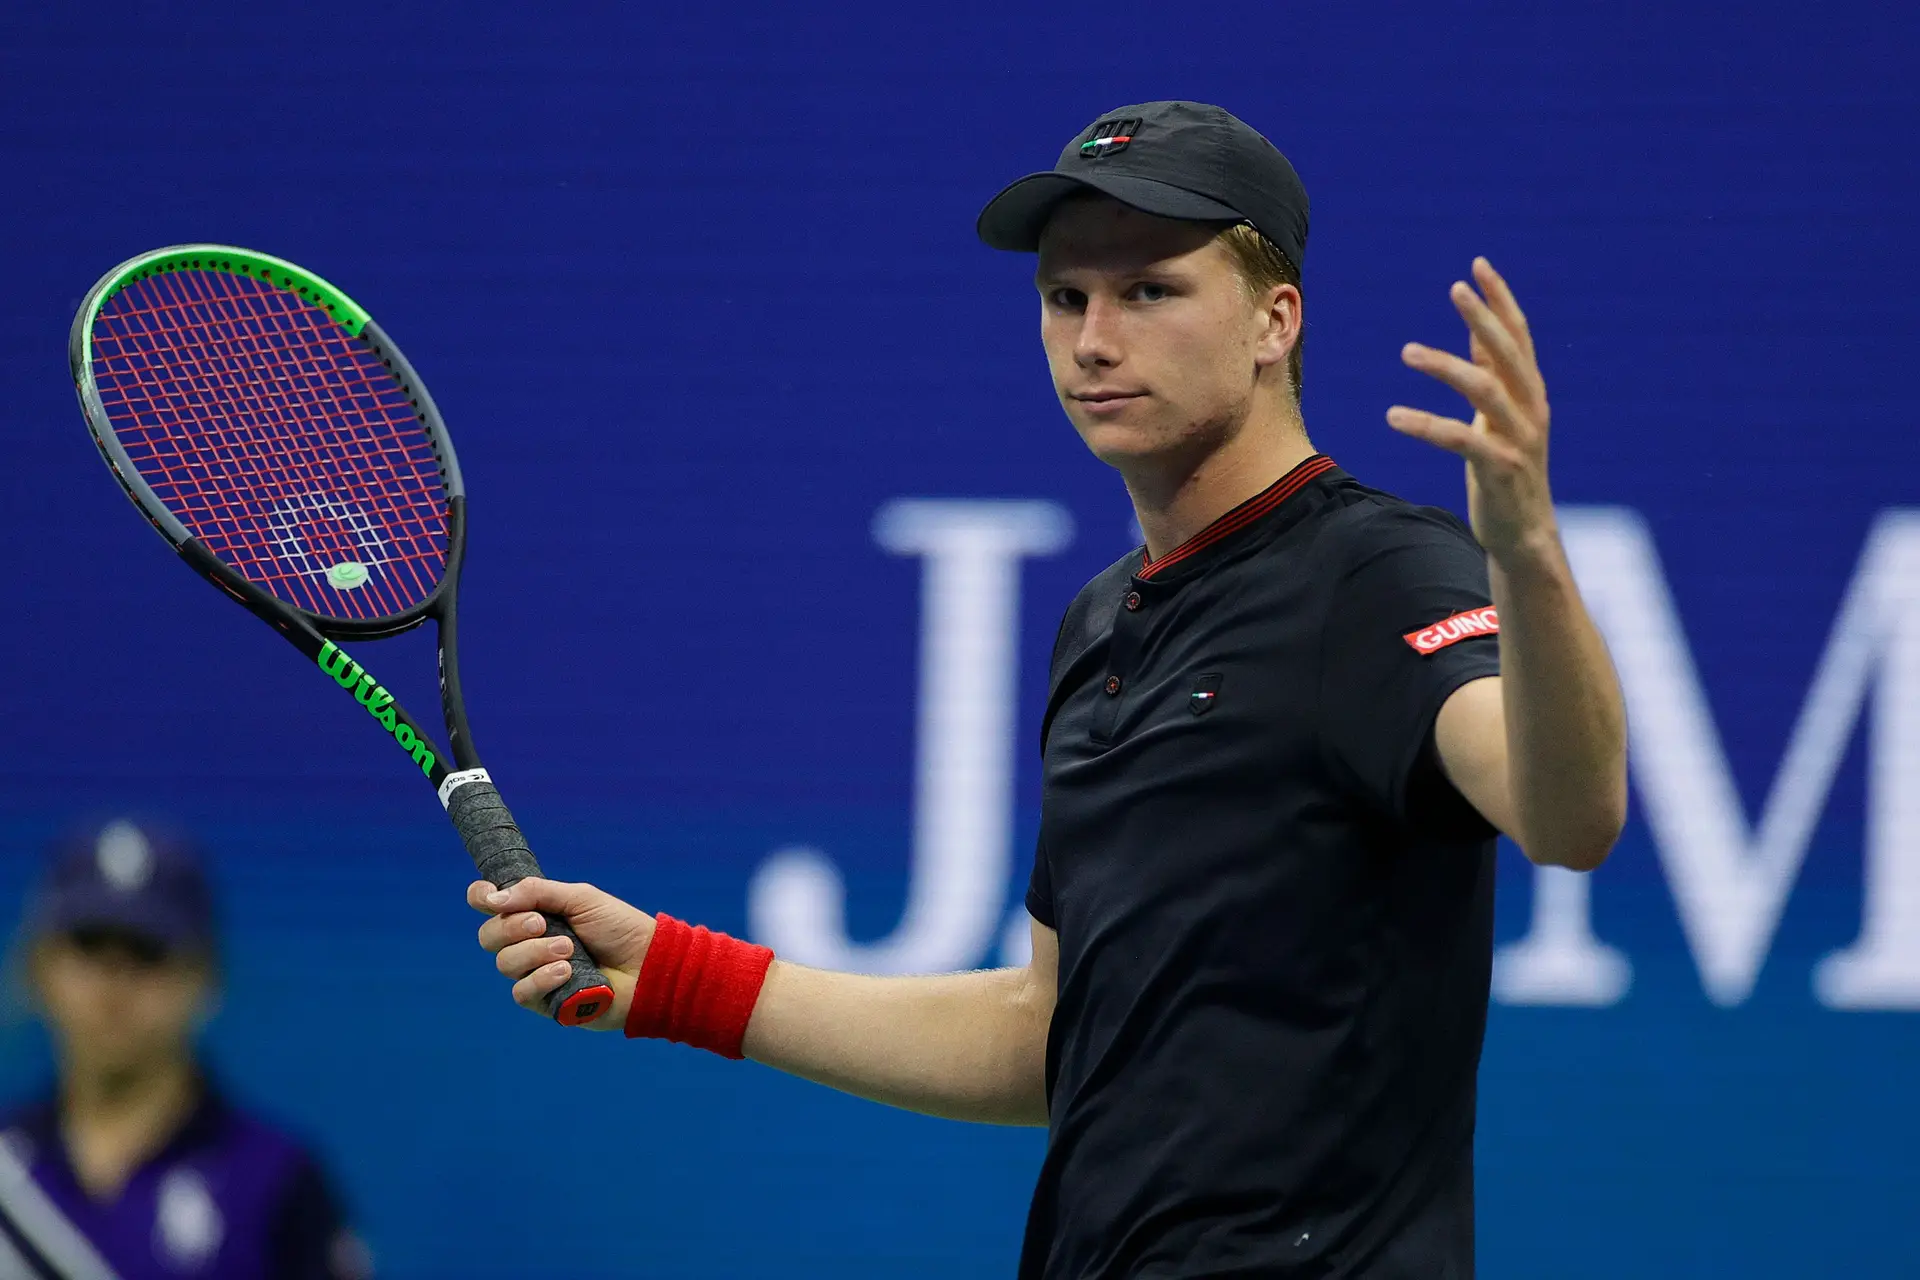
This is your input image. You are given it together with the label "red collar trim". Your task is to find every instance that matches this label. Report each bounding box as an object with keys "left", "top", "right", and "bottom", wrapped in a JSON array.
[{"left": 1138, "top": 454, "right": 1337, "bottom": 581}]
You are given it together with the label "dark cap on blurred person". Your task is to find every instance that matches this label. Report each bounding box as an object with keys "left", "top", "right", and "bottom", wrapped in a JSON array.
[
  {"left": 975, "top": 100, "right": 1309, "bottom": 272},
  {"left": 26, "top": 820, "right": 216, "bottom": 952}
]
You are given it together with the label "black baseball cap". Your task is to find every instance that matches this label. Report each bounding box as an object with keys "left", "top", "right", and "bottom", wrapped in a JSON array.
[
  {"left": 976, "top": 100, "right": 1309, "bottom": 272},
  {"left": 24, "top": 820, "right": 216, "bottom": 952}
]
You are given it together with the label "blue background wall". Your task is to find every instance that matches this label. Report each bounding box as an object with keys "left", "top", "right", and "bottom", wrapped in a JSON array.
[{"left": 3, "top": 3, "right": 1918, "bottom": 1276}]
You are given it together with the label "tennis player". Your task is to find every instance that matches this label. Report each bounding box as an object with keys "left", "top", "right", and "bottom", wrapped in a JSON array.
[
  {"left": 471, "top": 100, "right": 1627, "bottom": 1278},
  {"left": 2, "top": 821, "right": 371, "bottom": 1280}
]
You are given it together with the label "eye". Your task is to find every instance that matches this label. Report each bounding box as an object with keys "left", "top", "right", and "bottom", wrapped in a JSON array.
[
  {"left": 1045, "top": 287, "right": 1087, "bottom": 311},
  {"left": 1129, "top": 281, "right": 1172, "bottom": 303}
]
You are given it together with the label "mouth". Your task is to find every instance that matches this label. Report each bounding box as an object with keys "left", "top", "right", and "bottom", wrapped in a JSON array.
[{"left": 1070, "top": 391, "right": 1147, "bottom": 415}]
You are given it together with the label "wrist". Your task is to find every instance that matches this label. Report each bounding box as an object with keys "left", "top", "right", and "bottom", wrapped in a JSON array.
[
  {"left": 1486, "top": 522, "right": 1567, "bottom": 580},
  {"left": 624, "top": 914, "right": 774, "bottom": 1059}
]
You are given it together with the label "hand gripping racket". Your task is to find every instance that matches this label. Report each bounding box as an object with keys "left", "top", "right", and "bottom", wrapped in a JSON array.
[{"left": 69, "top": 244, "right": 616, "bottom": 1026}]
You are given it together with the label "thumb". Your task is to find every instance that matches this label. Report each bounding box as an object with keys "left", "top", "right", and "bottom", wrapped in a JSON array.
[
  {"left": 536, "top": 878, "right": 616, "bottom": 921},
  {"left": 481, "top": 875, "right": 589, "bottom": 916}
]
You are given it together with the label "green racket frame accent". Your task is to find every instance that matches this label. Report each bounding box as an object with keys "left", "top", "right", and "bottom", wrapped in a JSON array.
[
  {"left": 80, "top": 244, "right": 372, "bottom": 338},
  {"left": 71, "top": 243, "right": 465, "bottom": 640}
]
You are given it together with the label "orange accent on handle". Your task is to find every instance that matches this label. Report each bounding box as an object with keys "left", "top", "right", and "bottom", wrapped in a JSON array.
[{"left": 556, "top": 984, "right": 616, "bottom": 1027}]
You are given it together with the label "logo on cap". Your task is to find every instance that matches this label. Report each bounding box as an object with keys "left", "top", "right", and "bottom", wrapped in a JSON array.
[
  {"left": 1079, "top": 118, "right": 1141, "bottom": 160},
  {"left": 96, "top": 820, "right": 154, "bottom": 892}
]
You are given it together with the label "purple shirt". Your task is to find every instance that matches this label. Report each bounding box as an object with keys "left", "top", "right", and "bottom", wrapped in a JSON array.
[{"left": 0, "top": 1086, "right": 369, "bottom": 1280}]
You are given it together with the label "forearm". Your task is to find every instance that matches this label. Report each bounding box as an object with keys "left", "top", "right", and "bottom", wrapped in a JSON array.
[
  {"left": 471, "top": 877, "right": 1054, "bottom": 1121},
  {"left": 741, "top": 960, "right": 1052, "bottom": 1126},
  {"left": 1490, "top": 534, "right": 1628, "bottom": 869}
]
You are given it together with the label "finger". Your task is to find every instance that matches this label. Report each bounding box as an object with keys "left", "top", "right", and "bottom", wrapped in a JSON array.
[
  {"left": 512, "top": 960, "right": 575, "bottom": 1010},
  {"left": 1448, "top": 280, "right": 1535, "bottom": 398},
  {"left": 468, "top": 875, "right": 576, "bottom": 919},
  {"left": 1471, "top": 257, "right": 1536, "bottom": 363},
  {"left": 467, "top": 878, "right": 534, "bottom": 916},
  {"left": 1385, "top": 406, "right": 1511, "bottom": 464},
  {"left": 496, "top": 933, "right": 573, "bottom": 980},
  {"left": 1400, "top": 343, "right": 1527, "bottom": 437},
  {"left": 476, "top": 910, "right": 548, "bottom": 955}
]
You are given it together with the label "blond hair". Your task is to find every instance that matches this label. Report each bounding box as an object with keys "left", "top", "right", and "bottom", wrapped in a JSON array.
[{"left": 1216, "top": 222, "right": 1303, "bottom": 399}]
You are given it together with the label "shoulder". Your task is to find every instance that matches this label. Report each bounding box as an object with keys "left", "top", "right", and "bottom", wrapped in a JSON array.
[
  {"left": 0, "top": 1094, "right": 57, "bottom": 1164},
  {"left": 1311, "top": 479, "right": 1483, "bottom": 575},
  {"left": 247, "top": 1126, "right": 371, "bottom": 1280},
  {"left": 200, "top": 1093, "right": 311, "bottom": 1157},
  {"left": 1306, "top": 481, "right": 1496, "bottom": 642},
  {"left": 193, "top": 1093, "right": 336, "bottom": 1198},
  {"left": 0, "top": 1094, "right": 55, "bottom": 1131},
  {"left": 1065, "top": 549, "right": 1140, "bottom": 613},
  {"left": 206, "top": 1103, "right": 362, "bottom": 1255},
  {"left": 1050, "top": 549, "right": 1139, "bottom": 661}
]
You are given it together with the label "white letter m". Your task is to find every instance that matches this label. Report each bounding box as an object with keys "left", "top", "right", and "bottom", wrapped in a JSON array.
[{"left": 1496, "top": 508, "right": 1920, "bottom": 1009}]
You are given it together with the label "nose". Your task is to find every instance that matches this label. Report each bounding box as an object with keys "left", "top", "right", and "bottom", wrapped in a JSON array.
[{"left": 1073, "top": 294, "right": 1123, "bottom": 370}]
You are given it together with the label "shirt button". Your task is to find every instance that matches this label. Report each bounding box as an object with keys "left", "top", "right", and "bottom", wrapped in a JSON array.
[
  {"left": 1123, "top": 590, "right": 1142, "bottom": 611},
  {"left": 1104, "top": 675, "right": 1122, "bottom": 696}
]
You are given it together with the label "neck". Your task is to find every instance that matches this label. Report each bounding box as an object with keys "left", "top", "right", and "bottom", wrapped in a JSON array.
[
  {"left": 1125, "top": 406, "right": 1316, "bottom": 561},
  {"left": 60, "top": 1053, "right": 199, "bottom": 1198}
]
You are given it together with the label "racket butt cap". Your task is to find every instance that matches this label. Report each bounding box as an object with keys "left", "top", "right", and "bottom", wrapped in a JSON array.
[{"left": 556, "top": 984, "right": 617, "bottom": 1027}]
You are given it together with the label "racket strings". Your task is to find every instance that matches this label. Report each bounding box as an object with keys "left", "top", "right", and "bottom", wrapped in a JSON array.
[
  {"left": 135, "top": 272, "right": 419, "bottom": 559},
  {"left": 90, "top": 269, "right": 449, "bottom": 620},
  {"left": 104, "top": 269, "right": 440, "bottom": 596}
]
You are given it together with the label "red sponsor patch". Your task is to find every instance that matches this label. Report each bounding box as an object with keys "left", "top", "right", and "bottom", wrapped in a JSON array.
[{"left": 1403, "top": 606, "right": 1500, "bottom": 655}]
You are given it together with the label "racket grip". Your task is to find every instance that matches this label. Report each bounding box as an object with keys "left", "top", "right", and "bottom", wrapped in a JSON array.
[{"left": 447, "top": 779, "right": 617, "bottom": 1027}]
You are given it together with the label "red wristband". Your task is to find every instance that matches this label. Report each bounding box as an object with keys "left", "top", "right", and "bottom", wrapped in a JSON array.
[{"left": 623, "top": 913, "right": 774, "bottom": 1059}]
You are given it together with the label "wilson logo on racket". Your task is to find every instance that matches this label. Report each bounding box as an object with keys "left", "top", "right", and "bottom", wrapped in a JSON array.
[{"left": 317, "top": 640, "right": 436, "bottom": 775}]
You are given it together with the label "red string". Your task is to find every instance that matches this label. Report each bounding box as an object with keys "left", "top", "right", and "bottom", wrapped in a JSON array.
[{"left": 90, "top": 269, "right": 449, "bottom": 620}]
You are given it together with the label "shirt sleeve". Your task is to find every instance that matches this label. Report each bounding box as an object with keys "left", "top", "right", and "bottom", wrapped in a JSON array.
[
  {"left": 1318, "top": 504, "right": 1502, "bottom": 828},
  {"left": 268, "top": 1154, "right": 373, "bottom": 1280}
]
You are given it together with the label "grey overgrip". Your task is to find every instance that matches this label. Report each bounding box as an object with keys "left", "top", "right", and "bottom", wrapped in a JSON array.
[
  {"left": 446, "top": 779, "right": 614, "bottom": 1023},
  {"left": 446, "top": 780, "right": 543, "bottom": 886}
]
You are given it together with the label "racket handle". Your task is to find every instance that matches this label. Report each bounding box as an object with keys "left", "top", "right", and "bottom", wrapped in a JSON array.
[{"left": 446, "top": 779, "right": 617, "bottom": 1027}]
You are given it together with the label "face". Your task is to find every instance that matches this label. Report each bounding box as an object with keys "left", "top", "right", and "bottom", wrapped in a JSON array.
[
  {"left": 31, "top": 929, "right": 212, "bottom": 1081},
  {"left": 1035, "top": 196, "right": 1299, "bottom": 472}
]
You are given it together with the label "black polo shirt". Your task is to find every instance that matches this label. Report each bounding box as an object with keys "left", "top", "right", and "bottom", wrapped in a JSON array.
[{"left": 1021, "top": 455, "right": 1502, "bottom": 1280}]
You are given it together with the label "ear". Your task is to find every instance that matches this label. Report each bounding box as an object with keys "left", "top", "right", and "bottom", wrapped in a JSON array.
[{"left": 1252, "top": 283, "right": 1302, "bottom": 372}]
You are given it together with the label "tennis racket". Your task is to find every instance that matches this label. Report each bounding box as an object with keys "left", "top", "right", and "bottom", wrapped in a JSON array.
[{"left": 69, "top": 244, "right": 616, "bottom": 1026}]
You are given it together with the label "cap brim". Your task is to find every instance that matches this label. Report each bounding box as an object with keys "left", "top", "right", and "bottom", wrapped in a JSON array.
[
  {"left": 976, "top": 171, "right": 1244, "bottom": 251},
  {"left": 31, "top": 896, "right": 203, "bottom": 949}
]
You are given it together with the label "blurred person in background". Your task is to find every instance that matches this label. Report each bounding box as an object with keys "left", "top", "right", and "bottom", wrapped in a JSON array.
[{"left": 0, "top": 820, "right": 370, "bottom": 1280}]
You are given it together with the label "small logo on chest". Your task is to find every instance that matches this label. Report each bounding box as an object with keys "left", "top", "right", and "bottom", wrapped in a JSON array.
[
  {"left": 1189, "top": 673, "right": 1222, "bottom": 715},
  {"left": 155, "top": 1166, "right": 224, "bottom": 1268}
]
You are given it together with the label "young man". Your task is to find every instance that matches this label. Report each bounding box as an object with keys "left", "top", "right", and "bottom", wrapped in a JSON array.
[
  {"left": 470, "top": 100, "right": 1627, "bottom": 1277},
  {"left": 2, "top": 821, "right": 371, "bottom": 1280}
]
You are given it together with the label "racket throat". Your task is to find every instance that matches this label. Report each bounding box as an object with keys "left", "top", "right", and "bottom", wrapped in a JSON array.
[{"left": 315, "top": 640, "right": 438, "bottom": 777}]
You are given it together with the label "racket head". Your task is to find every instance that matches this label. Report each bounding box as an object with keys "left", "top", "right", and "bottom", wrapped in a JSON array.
[{"left": 71, "top": 245, "right": 466, "bottom": 639}]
